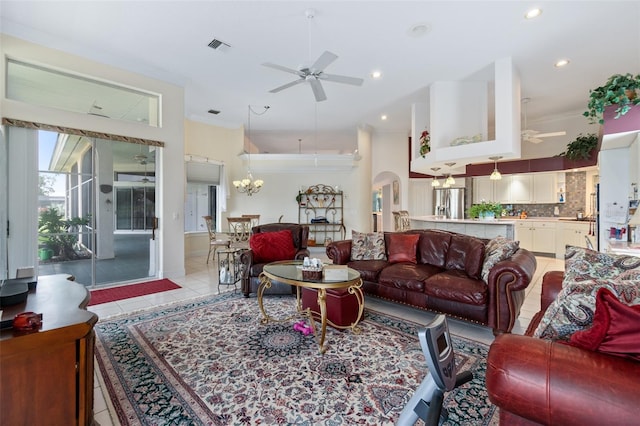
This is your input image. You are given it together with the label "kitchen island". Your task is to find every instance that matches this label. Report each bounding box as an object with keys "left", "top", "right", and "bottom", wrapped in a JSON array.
[{"left": 410, "top": 215, "right": 516, "bottom": 239}]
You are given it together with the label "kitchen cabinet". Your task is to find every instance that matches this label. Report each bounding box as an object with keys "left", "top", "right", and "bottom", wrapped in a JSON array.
[
  {"left": 515, "top": 221, "right": 556, "bottom": 254},
  {"left": 556, "top": 221, "right": 592, "bottom": 258},
  {"left": 472, "top": 176, "right": 493, "bottom": 203},
  {"left": 472, "top": 172, "right": 558, "bottom": 204}
]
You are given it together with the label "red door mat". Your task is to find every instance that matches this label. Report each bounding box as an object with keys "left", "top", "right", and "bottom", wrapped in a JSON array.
[{"left": 89, "top": 279, "right": 181, "bottom": 306}]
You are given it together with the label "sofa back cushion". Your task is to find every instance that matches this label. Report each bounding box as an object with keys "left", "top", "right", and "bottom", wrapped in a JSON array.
[
  {"left": 250, "top": 229, "right": 296, "bottom": 263},
  {"left": 445, "top": 234, "right": 485, "bottom": 279},
  {"left": 417, "top": 230, "right": 451, "bottom": 268},
  {"left": 386, "top": 233, "right": 420, "bottom": 264}
]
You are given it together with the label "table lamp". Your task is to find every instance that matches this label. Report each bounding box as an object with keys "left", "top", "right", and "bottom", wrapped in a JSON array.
[{"left": 628, "top": 208, "right": 640, "bottom": 243}]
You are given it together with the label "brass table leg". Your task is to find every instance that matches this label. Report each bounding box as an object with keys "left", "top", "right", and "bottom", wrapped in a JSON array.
[{"left": 257, "top": 273, "right": 272, "bottom": 324}]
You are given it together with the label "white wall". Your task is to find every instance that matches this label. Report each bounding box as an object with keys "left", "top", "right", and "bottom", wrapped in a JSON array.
[{"left": 1, "top": 35, "right": 186, "bottom": 279}]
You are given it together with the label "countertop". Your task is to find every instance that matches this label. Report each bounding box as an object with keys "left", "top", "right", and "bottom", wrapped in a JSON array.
[{"left": 410, "top": 215, "right": 595, "bottom": 224}]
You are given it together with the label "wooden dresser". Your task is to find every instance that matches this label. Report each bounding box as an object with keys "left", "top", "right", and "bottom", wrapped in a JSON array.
[{"left": 0, "top": 274, "right": 98, "bottom": 425}]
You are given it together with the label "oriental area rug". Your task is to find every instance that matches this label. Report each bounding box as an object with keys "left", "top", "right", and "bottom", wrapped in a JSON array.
[{"left": 94, "top": 293, "right": 498, "bottom": 425}]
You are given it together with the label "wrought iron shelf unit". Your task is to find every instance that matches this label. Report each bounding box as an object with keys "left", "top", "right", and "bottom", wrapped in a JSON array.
[{"left": 297, "top": 184, "right": 345, "bottom": 246}]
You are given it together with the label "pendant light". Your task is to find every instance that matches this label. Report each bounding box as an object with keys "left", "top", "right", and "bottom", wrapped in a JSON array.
[
  {"left": 431, "top": 167, "right": 441, "bottom": 187},
  {"left": 444, "top": 162, "right": 456, "bottom": 186},
  {"left": 490, "top": 156, "right": 503, "bottom": 180},
  {"left": 233, "top": 105, "right": 269, "bottom": 196}
]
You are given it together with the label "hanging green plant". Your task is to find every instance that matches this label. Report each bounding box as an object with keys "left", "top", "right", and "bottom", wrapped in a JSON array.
[
  {"left": 559, "top": 133, "right": 598, "bottom": 160},
  {"left": 583, "top": 73, "right": 640, "bottom": 124}
]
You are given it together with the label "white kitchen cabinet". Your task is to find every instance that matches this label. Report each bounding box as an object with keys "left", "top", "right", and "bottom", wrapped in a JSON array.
[
  {"left": 494, "top": 176, "right": 512, "bottom": 204},
  {"left": 473, "top": 176, "right": 494, "bottom": 203},
  {"left": 515, "top": 221, "right": 556, "bottom": 254},
  {"left": 511, "top": 175, "right": 533, "bottom": 203},
  {"left": 556, "top": 221, "right": 592, "bottom": 258},
  {"left": 532, "top": 173, "right": 557, "bottom": 203}
]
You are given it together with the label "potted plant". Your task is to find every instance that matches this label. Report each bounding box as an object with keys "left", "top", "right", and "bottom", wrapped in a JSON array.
[
  {"left": 419, "top": 130, "right": 430, "bottom": 157},
  {"left": 584, "top": 73, "right": 640, "bottom": 124},
  {"left": 468, "top": 202, "right": 503, "bottom": 220},
  {"left": 559, "top": 133, "right": 598, "bottom": 160}
]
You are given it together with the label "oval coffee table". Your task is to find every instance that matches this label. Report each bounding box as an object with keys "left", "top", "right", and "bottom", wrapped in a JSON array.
[{"left": 258, "top": 260, "right": 364, "bottom": 354}]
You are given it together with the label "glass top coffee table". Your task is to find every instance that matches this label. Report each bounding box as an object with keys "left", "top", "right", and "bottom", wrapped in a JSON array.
[{"left": 258, "top": 260, "right": 364, "bottom": 354}]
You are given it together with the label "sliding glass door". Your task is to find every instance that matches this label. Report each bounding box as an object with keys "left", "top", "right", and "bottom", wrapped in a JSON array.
[{"left": 4, "top": 128, "right": 159, "bottom": 287}]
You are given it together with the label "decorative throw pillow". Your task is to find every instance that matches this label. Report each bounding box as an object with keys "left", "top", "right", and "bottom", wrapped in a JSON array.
[
  {"left": 387, "top": 233, "right": 420, "bottom": 264},
  {"left": 481, "top": 236, "right": 520, "bottom": 283},
  {"left": 533, "top": 278, "right": 640, "bottom": 341},
  {"left": 563, "top": 245, "right": 640, "bottom": 285},
  {"left": 249, "top": 230, "right": 296, "bottom": 264},
  {"left": 568, "top": 287, "right": 640, "bottom": 361},
  {"left": 351, "top": 231, "right": 386, "bottom": 261}
]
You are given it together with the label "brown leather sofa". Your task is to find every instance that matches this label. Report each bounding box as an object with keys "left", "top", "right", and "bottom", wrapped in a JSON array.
[
  {"left": 240, "top": 223, "right": 310, "bottom": 297},
  {"left": 486, "top": 271, "right": 640, "bottom": 425},
  {"left": 326, "top": 229, "right": 537, "bottom": 334}
]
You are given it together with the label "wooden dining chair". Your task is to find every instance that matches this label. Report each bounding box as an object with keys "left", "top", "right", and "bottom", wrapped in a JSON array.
[
  {"left": 242, "top": 214, "right": 260, "bottom": 230},
  {"left": 227, "top": 217, "right": 252, "bottom": 247},
  {"left": 203, "top": 216, "right": 230, "bottom": 264}
]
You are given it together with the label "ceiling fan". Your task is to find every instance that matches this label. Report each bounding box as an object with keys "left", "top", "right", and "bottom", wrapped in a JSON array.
[
  {"left": 262, "top": 51, "right": 364, "bottom": 102},
  {"left": 262, "top": 9, "right": 363, "bottom": 102},
  {"left": 521, "top": 98, "right": 566, "bottom": 143}
]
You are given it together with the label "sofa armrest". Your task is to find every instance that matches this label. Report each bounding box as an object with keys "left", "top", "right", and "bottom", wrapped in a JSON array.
[
  {"left": 294, "top": 248, "right": 310, "bottom": 260},
  {"left": 486, "top": 248, "right": 537, "bottom": 333},
  {"left": 487, "top": 334, "right": 640, "bottom": 426},
  {"left": 540, "top": 270, "right": 563, "bottom": 311},
  {"left": 326, "top": 240, "right": 352, "bottom": 265}
]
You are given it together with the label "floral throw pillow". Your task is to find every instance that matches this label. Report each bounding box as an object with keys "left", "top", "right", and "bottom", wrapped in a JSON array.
[
  {"left": 562, "top": 245, "right": 640, "bottom": 285},
  {"left": 481, "top": 236, "right": 520, "bottom": 283},
  {"left": 351, "top": 231, "right": 386, "bottom": 261},
  {"left": 533, "top": 278, "right": 640, "bottom": 341}
]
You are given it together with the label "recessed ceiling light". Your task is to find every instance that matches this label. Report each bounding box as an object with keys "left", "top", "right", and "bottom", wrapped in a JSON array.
[
  {"left": 407, "top": 22, "right": 431, "bottom": 37},
  {"left": 554, "top": 59, "right": 570, "bottom": 67},
  {"left": 381, "top": 115, "right": 388, "bottom": 120},
  {"left": 371, "top": 71, "right": 382, "bottom": 79},
  {"left": 525, "top": 8, "right": 542, "bottom": 19}
]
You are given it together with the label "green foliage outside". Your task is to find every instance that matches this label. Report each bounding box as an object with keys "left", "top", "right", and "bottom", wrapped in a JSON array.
[{"left": 38, "top": 207, "right": 91, "bottom": 261}]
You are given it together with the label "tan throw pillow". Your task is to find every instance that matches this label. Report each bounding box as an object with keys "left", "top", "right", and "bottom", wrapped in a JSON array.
[
  {"left": 481, "top": 236, "right": 519, "bottom": 283},
  {"left": 351, "top": 231, "right": 386, "bottom": 261},
  {"left": 533, "top": 278, "right": 640, "bottom": 341}
]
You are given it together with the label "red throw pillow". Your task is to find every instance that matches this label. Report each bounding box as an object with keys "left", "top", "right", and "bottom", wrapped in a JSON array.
[
  {"left": 250, "top": 230, "right": 296, "bottom": 263},
  {"left": 568, "top": 287, "right": 640, "bottom": 361},
  {"left": 387, "top": 233, "right": 420, "bottom": 264}
]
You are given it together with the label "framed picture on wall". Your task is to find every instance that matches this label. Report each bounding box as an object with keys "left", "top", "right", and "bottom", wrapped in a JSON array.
[{"left": 393, "top": 180, "right": 399, "bottom": 204}]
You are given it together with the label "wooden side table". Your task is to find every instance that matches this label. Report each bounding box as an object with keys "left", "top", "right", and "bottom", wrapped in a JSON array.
[{"left": 0, "top": 274, "right": 98, "bottom": 425}]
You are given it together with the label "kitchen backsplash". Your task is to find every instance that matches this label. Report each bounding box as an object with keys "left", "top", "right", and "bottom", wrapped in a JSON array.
[{"left": 505, "top": 171, "right": 589, "bottom": 217}]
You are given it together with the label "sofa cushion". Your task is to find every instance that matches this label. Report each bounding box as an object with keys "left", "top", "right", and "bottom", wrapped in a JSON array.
[
  {"left": 347, "top": 259, "right": 388, "bottom": 283},
  {"left": 378, "top": 263, "right": 442, "bottom": 292},
  {"left": 445, "top": 234, "right": 485, "bottom": 279},
  {"left": 563, "top": 245, "right": 640, "bottom": 284},
  {"left": 568, "top": 287, "right": 640, "bottom": 361},
  {"left": 481, "top": 236, "right": 520, "bottom": 283},
  {"left": 533, "top": 278, "right": 640, "bottom": 341},
  {"left": 417, "top": 230, "right": 451, "bottom": 268},
  {"left": 350, "top": 231, "right": 386, "bottom": 261},
  {"left": 249, "top": 230, "right": 296, "bottom": 263},
  {"left": 424, "top": 270, "right": 488, "bottom": 306},
  {"left": 387, "top": 233, "right": 420, "bottom": 264}
]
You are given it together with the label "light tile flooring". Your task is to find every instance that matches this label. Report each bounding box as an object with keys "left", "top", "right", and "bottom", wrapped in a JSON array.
[{"left": 90, "top": 253, "right": 564, "bottom": 426}]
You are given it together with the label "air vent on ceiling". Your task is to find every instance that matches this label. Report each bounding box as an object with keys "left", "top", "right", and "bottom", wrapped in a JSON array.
[
  {"left": 208, "top": 109, "right": 220, "bottom": 115},
  {"left": 208, "top": 39, "right": 230, "bottom": 50}
]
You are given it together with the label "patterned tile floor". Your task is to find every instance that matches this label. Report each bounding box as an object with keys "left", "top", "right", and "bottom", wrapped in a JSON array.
[{"left": 90, "top": 253, "right": 564, "bottom": 426}]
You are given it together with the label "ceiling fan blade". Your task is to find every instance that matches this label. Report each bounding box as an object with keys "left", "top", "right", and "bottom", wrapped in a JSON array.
[
  {"left": 262, "top": 62, "right": 305, "bottom": 77},
  {"left": 309, "top": 78, "right": 327, "bottom": 102},
  {"left": 526, "top": 137, "right": 544, "bottom": 144},
  {"left": 536, "top": 131, "right": 567, "bottom": 138},
  {"left": 310, "top": 51, "right": 338, "bottom": 73},
  {"left": 269, "top": 78, "right": 305, "bottom": 93},
  {"left": 521, "top": 129, "right": 539, "bottom": 137},
  {"left": 318, "top": 73, "right": 364, "bottom": 86}
]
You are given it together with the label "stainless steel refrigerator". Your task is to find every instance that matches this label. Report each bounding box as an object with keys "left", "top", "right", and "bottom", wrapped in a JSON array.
[{"left": 433, "top": 188, "right": 466, "bottom": 219}]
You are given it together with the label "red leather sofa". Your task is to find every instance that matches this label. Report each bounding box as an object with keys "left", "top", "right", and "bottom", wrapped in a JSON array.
[
  {"left": 326, "top": 229, "right": 537, "bottom": 334},
  {"left": 486, "top": 271, "right": 640, "bottom": 425}
]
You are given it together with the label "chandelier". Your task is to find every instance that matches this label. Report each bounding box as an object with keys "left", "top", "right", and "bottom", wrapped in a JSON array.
[{"left": 233, "top": 105, "right": 269, "bottom": 196}]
